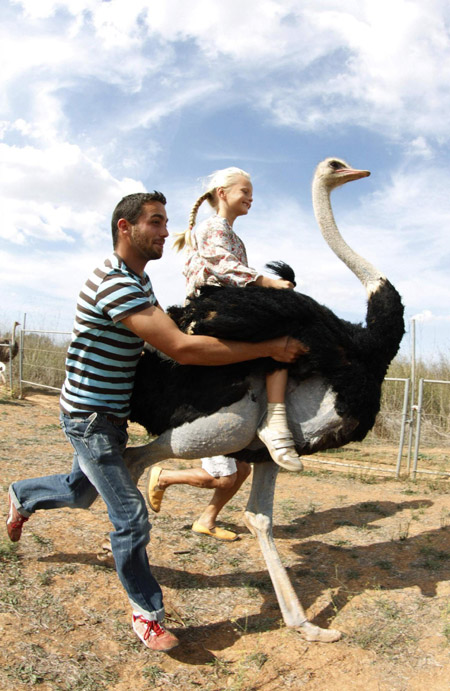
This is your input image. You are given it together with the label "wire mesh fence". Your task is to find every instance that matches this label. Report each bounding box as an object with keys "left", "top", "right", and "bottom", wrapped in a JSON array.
[
  {"left": 19, "top": 328, "right": 69, "bottom": 395},
  {"left": 9, "top": 326, "right": 450, "bottom": 480},
  {"left": 412, "top": 379, "right": 450, "bottom": 479}
]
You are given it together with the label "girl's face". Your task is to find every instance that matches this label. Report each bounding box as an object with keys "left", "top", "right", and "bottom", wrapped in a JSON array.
[{"left": 219, "top": 175, "right": 253, "bottom": 221}]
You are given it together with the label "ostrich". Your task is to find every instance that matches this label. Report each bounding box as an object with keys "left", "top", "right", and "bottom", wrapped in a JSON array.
[
  {"left": 125, "top": 158, "right": 405, "bottom": 643},
  {"left": 0, "top": 321, "right": 20, "bottom": 363}
]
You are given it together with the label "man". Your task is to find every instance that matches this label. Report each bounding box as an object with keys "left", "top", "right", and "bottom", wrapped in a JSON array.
[{"left": 6, "top": 192, "right": 304, "bottom": 652}]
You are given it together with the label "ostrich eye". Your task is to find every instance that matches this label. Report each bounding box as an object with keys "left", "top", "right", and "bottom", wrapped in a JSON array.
[{"left": 329, "top": 160, "right": 344, "bottom": 170}]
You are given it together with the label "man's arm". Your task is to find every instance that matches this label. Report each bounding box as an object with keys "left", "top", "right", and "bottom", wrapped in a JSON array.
[{"left": 121, "top": 305, "right": 307, "bottom": 366}]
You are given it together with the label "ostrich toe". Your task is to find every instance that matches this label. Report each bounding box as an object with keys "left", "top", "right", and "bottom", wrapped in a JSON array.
[{"left": 298, "top": 621, "right": 342, "bottom": 642}]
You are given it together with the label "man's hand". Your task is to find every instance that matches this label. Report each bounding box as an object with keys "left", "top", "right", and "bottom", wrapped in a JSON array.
[{"left": 268, "top": 336, "right": 309, "bottom": 363}]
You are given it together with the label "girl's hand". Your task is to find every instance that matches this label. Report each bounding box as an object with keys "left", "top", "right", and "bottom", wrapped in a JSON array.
[
  {"left": 253, "top": 276, "right": 294, "bottom": 289},
  {"left": 271, "top": 278, "right": 294, "bottom": 290}
]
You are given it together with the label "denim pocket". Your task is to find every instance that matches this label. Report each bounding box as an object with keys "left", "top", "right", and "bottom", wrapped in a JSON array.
[
  {"left": 60, "top": 413, "right": 128, "bottom": 457},
  {"left": 60, "top": 413, "right": 96, "bottom": 441},
  {"left": 84, "top": 414, "right": 128, "bottom": 455}
]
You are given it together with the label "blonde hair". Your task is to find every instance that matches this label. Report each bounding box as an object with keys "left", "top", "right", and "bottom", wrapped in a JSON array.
[{"left": 173, "top": 167, "right": 251, "bottom": 252}]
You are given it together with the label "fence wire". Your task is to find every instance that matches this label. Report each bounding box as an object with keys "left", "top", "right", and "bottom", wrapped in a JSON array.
[
  {"left": 13, "top": 327, "right": 450, "bottom": 480},
  {"left": 413, "top": 379, "right": 450, "bottom": 479}
]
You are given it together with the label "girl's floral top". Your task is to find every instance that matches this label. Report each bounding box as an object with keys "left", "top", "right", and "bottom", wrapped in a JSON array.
[{"left": 184, "top": 215, "right": 260, "bottom": 298}]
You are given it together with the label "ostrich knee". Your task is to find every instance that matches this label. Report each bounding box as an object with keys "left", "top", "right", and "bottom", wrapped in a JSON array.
[
  {"left": 124, "top": 443, "right": 159, "bottom": 484},
  {"left": 243, "top": 510, "right": 271, "bottom": 538}
]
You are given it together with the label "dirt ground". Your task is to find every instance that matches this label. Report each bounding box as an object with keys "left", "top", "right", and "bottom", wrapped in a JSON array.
[{"left": 0, "top": 390, "right": 449, "bottom": 691}]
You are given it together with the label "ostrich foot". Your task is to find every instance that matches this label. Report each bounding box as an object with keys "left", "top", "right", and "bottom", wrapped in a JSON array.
[{"left": 298, "top": 621, "right": 342, "bottom": 643}]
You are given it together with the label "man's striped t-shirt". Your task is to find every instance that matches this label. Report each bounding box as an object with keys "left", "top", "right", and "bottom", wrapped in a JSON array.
[{"left": 60, "top": 253, "right": 157, "bottom": 418}]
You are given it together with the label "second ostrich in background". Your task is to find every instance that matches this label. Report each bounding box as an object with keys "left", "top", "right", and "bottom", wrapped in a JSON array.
[{"left": 0, "top": 321, "right": 20, "bottom": 364}]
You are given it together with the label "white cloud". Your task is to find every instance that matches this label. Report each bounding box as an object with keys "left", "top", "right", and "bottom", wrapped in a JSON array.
[
  {"left": 5, "top": 0, "right": 450, "bottom": 146},
  {"left": 406, "top": 137, "right": 434, "bottom": 160},
  {"left": 412, "top": 310, "right": 450, "bottom": 323},
  {"left": 0, "top": 140, "right": 145, "bottom": 244},
  {"left": 254, "top": 1, "right": 450, "bottom": 140},
  {"left": 2, "top": 0, "right": 450, "bottom": 358},
  {"left": 363, "top": 165, "right": 450, "bottom": 268}
]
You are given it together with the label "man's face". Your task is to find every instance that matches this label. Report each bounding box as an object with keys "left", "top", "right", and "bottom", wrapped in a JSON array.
[{"left": 129, "top": 202, "right": 169, "bottom": 261}]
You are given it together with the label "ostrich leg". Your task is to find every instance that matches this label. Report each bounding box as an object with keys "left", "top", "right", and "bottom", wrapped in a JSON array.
[
  {"left": 244, "top": 462, "right": 341, "bottom": 642},
  {"left": 124, "top": 388, "right": 264, "bottom": 484},
  {"left": 124, "top": 442, "right": 162, "bottom": 485}
]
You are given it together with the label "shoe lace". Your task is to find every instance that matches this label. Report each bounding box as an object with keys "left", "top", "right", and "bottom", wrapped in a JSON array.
[
  {"left": 134, "top": 615, "right": 165, "bottom": 640},
  {"left": 151, "top": 620, "right": 166, "bottom": 636},
  {"left": 13, "top": 516, "right": 28, "bottom": 526},
  {"left": 8, "top": 514, "right": 28, "bottom": 527},
  {"left": 8, "top": 498, "right": 29, "bottom": 526}
]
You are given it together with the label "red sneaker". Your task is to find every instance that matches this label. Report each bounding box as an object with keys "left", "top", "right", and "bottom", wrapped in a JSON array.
[
  {"left": 6, "top": 494, "right": 29, "bottom": 542},
  {"left": 132, "top": 614, "right": 179, "bottom": 651}
]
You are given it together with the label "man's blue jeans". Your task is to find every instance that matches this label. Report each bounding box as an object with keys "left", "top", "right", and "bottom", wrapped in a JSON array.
[{"left": 9, "top": 412, "right": 164, "bottom": 621}]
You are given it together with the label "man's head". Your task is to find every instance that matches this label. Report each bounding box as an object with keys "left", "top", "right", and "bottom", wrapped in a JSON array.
[{"left": 111, "top": 192, "right": 167, "bottom": 247}]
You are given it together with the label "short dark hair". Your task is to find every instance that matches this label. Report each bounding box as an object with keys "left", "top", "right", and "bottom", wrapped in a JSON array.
[{"left": 111, "top": 191, "right": 167, "bottom": 247}]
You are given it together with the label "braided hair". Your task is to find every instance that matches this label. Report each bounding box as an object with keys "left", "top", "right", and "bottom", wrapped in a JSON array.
[{"left": 173, "top": 167, "right": 251, "bottom": 252}]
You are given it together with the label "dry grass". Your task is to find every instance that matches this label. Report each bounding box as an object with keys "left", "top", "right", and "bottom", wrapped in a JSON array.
[{"left": 0, "top": 391, "right": 449, "bottom": 690}]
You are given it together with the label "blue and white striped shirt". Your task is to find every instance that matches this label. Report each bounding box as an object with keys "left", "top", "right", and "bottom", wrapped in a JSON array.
[{"left": 60, "top": 253, "right": 156, "bottom": 418}]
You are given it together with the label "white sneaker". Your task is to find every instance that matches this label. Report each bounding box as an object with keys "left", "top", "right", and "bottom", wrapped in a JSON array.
[{"left": 257, "top": 426, "right": 304, "bottom": 472}]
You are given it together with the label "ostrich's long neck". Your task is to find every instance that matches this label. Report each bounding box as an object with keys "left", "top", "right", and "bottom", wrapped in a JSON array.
[{"left": 312, "top": 180, "right": 385, "bottom": 297}]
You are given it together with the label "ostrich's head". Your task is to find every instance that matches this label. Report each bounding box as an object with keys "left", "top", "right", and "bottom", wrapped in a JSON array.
[{"left": 314, "top": 158, "right": 370, "bottom": 191}]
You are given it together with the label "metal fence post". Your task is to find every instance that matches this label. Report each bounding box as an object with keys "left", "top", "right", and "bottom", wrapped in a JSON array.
[
  {"left": 412, "top": 378, "right": 424, "bottom": 480},
  {"left": 19, "top": 314, "right": 27, "bottom": 399},
  {"left": 394, "top": 377, "right": 410, "bottom": 478}
]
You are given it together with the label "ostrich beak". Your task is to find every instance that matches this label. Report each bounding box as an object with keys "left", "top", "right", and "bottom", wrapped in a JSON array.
[{"left": 337, "top": 167, "right": 371, "bottom": 182}]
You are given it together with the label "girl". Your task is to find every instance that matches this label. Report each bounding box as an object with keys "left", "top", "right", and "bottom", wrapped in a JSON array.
[
  {"left": 173, "top": 166, "right": 304, "bottom": 473},
  {"left": 146, "top": 167, "right": 304, "bottom": 542}
]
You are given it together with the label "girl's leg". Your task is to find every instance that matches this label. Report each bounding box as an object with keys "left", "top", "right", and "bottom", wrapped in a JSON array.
[
  {"left": 146, "top": 457, "right": 250, "bottom": 542},
  {"left": 266, "top": 368, "right": 289, "bottom": 403},
  {"left": 194, "top": 460, "right": 251, "bottom": 537},
  {"left": 158, "top": 466, "right": 236, "bottom": 490},
  {"left": 146, "top": 463, "right": 237, "bottom": 513},
  {"left": 258, "top": 369, "right": 304, "bottom": 472}
]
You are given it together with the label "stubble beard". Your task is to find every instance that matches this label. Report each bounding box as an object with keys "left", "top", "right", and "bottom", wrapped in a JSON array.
[{"left": 131, "top": 230, "right": 164, "bottom": 262}]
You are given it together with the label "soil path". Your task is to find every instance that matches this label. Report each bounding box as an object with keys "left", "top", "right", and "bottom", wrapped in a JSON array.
[{"left": 1, "top": 392, "right": 449, "bottom": 690}]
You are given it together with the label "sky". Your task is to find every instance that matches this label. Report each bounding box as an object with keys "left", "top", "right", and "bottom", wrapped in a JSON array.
[{"left": 1, "top": 0, "right": 450, "bottom": 362}]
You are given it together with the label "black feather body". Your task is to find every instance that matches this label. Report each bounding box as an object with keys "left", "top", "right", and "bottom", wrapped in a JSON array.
[
  {"left": 0, "top": 340, "right": 18, "bottom": 363},
  {"left": 130, "top": 262, "right": 404, "bottom": 452}
]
